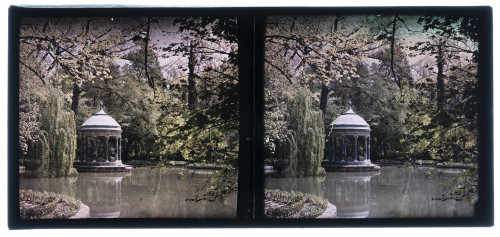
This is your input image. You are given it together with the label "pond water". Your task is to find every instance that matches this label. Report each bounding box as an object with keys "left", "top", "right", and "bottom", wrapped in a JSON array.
[
  {"left": 20, "top": 167, "right": 237, "bottom": 218},
  {"left": 266, "top": 166, "right": 474, "bottom": 218}
]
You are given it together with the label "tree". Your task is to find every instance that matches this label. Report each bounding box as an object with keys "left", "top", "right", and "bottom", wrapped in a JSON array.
[
  {"left": 407, "top": 15, "right": 479, "bottom": 163},
  {"left": 19, "top": 17, "right": 140, "bottom": 115},
  {"left": 264, "top": 16, "right": 372, "bottom": 115},
  {"left": 373, "top": 14, "right": 414, "bottom": 89},
  {"left": 20, "top": 81, "right": 77, "bottom": 177},
  {"left": 17, "top": 16, "right": 240, "bottom": 203},
  {"left": 402, "top": 15, "right": 480, "bottom": 202},
  {"left": 274, "top": 88, "right": 325, "bottom": 177},
  {"left": 264, "top": 16, "right": 379, "bottom": 174},
  {"left": 153, "top": 16, "right": 239, "bottom": 201}
]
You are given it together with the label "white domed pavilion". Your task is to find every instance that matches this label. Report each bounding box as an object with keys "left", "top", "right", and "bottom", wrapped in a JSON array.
[
  {"left": 74, "top": 102, "right": 131, "bottom": 172},
  {"left": 322, "top": 101, "right": 380, "bottom": 172}
]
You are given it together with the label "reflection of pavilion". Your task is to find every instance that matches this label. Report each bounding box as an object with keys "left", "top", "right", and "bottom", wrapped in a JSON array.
[
  {"left": 75, "top": 172, "right": 130, "bottom": 218},
  {"left": 324, "top": 172, "right": 379, "bottom": 218}
]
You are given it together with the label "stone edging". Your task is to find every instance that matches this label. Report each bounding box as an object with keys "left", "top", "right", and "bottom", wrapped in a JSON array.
[
  {"left": 73, "top": 165, "right": 132, "bottom": 172},
  {"left": 69, "top": 203, "right": 90, "bottom": 219},
  {"left": 316, "top": 203, "right": 337, "bottom": 218}
]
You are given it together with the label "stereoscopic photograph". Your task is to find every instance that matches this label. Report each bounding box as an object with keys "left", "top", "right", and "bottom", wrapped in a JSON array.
[
  {"left": 8, "top": 6, "right": 493, "bottom": 228},
  {"left": 263, "top": 14, "right": 484, "bottom": 218},
  {"left": 17, "top": 15, "right": 239, "bottom": 219}
]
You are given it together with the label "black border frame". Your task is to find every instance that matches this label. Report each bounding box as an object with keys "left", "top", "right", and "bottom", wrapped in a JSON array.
[{"left": 8, "top": 6, "right": 493, "bottom": 229}]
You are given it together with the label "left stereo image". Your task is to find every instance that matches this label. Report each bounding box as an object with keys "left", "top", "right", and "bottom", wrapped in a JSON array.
[{"left": 16, "top": 15, "right": 239, "bottom": 219}]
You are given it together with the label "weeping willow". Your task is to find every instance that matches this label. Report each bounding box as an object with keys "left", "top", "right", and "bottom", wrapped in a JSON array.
[
  {"left": 277, "top": 90, "right": 325, "bottom": 177},
  {"left": 25, "top": 88, "right": 77, "bottom": 177}
]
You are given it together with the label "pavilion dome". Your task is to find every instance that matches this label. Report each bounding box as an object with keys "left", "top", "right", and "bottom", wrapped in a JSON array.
[
  {"left": 330, "top": 101, "right": 370, "bottom": 131},
  {"left": 80, "top": 102, "right": 121, "bottom": 131}
]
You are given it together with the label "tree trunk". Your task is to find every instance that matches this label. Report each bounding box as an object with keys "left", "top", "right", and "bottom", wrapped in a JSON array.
[
  {"left": 436, "top": 43, "right": 446, "bottom": 110},
  {"left": 319, "top": 17, "right": 340, "bottom": 116},
  {"left": 319, "top": 82, "right": 329, "bottom": 116},
  {"left": 187, "top": 43, "right": 197, "bottom": 110},
  {"left": 71, "top": 82, "right": 81, "bottom": 115},
  {"left": 390, "top": 15, "right": 401, "bottom": 88}
]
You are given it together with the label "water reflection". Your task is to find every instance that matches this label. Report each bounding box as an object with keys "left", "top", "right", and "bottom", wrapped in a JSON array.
[
  {"left": 265, "top": 172, "right": 379, "bottom": 218},
  {"left": 266, "top": 167, "right": 474, "bottom": 218},
  {"left": 19, "top": 167, "right": 237, "bottom": 218},
  {"left": 75, "top": 172, "right": 130, "bottom": 218},
  {"left": 323, "top": 172, "right": 379, "bottom": 218}
]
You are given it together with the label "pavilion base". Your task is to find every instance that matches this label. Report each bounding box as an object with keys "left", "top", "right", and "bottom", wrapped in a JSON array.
[
  {"left": 321, "top": 160, "right": 380, "bottom": 172},
  {"left": 73, "top": 163, "right": 132, "bottom": 173}
]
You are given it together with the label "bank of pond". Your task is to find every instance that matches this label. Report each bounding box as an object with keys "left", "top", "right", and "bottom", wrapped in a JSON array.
[
  {"left": 122, "top": 160, "right": 224, "bottom": 170},
  {"left": 19, "top": 189, "right": 88, "bottom": 219}
]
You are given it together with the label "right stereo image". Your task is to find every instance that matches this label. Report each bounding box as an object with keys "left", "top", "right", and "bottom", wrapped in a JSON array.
[{"left": 263, "top": 14, "right": 482, "bottom": 219}]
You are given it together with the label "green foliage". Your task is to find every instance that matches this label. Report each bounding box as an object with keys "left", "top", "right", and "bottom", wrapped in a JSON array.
[
  {"left": 22, "top": 85, "right": 77, "bottom": 177},
  {"left": 153, "top": 17, "right": 239, "bottom": 201},
  {"left": 151, "top": 17, "right": 238, "bottom": 162},
  {"left": 272, "top": 89, "right": 325, "bottom": 177},
  {"left": 403, "top": 15, "right": 479, "bottom": 166},
  {"left": 432, "top": 165, "right": 478, "bottom": 203},
  {"left": 265, "top": 16, "right": 368, "bottom": 87},
  {"left": 19, "top": 189, "right": 81, "bottom": 219},
  {"left": 19, "top": 59, "right": 42, "bottom": 158},
  {"left": 200, "top": 161, "right": 238, "bottom": 203},
  {"left": 326, "top": 58, "right": 416, "bottom": 161}
]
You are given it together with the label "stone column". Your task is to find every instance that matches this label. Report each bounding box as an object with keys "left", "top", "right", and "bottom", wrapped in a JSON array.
[
  {"left": 354, "top": 135, "right": 358, "bottom": 162},
  {"left": 329, "top": 136, "right": 335, "bottom": 161},
  {"left": 364, "top": 180, "right": 368, "bottom": 203},
  {"left": 364, "top": 136, "right": 368, "bottom": 161},
  {"left": 115, "top": 181, "right": 119, "bottom": 203},
  {"left": 117, "top": 180, "right": 122, "bottom": 207},
  {"left": 105, "top": 181, "right": 109, "bottom": 205},
  {"left": 78, "top": 136, "right": 82, "bottom": 162},
  {"left": 93, "top": 136, "right": 97, "bottom": 162},
  {"left": 367, "top": 136, "right": 371, "bottom": 161},
  {"left": 332, "top": 136, "right": 336, "bottom": 161},
  {"left": 83, "top": 137, "right": 87, "bottom": 162},
  {"left": 341, "top": 180, "right": 346, "bottom": 201},
  {"left": 367, "top": 180, "right": 371, "bottom": 201},
  {"left": 354, "top": 180, "right": 358, "bottom": 203},
  {"left": 105, "top": 136, "right": 109, "bottom": 162},
  {"left": 342, "top": 136, "right": 346, "bottom": 161},
  {"left": 116, "top": 137, "right": 119, "bottom": 161},
  {"left": 331, "top": 182, "right": 336, "bottom": 200},
  {"left": 119, "top": 138, "right": 122, "bottom": 160}
]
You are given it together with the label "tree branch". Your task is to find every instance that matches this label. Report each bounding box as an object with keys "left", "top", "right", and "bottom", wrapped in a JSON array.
[
  {"left": 144, "top": 17, "right": 154, "bottom": 89},
  {"left": 329, "top": 84, "right": 383, "bottom": 111},
  {"left": 19, "top": 61, "right": 46, "bottom": 85},
  {"left": 390, "top": 15, "right": 401, "bottom": 89},
  {"left": 264, "top": 58, "right": 293, "bottom": 84}
]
